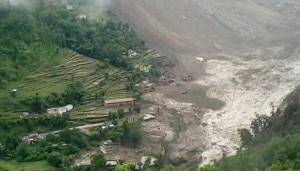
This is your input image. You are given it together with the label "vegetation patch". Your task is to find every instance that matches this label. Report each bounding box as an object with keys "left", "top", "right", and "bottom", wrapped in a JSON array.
[{"left": 0, "top": 160, "right": 54, "bottom": 171}]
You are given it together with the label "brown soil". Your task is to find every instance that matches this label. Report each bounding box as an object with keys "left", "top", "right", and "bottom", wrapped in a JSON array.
[
  {"left": 156, "top": 83, "right": 225, "bottom": 110},
  {"left": 110, "top": 0, "right": 300, "bottom": 166}
]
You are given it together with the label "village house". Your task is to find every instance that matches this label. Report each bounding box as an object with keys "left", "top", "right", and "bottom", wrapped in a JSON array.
[
  {"left": 106, "top": 160, "right": 118, "bottom": 167},
  {"left": 158, "top": 76, "right": 175, "bottom": 86},
  {"left": 22, "top": 112, "right": 30, "bottom": 117},
  {"left": 66, "top": 4, "right": 73, "bottom": 10},
  {"left": 76, "top": 14, "right": 87, "bottom": 20},
  {"left": 127, "top": 49, "right": 138, "bottom": 57},
  {"left": 182, "top": 74, "right": 193, "bottom": 82},
  {"left": 144, "top": 114, "right": 156, "bottom": 121},
  {"left": 11, "top": 89, "right": 17, "bottom": 97},
  {"left": 136, "top": 80, "right": 155, "bottom": 93},
  {"left": 47, "top": 104, "right": 73, "bottom": 115},
  {"left": 101, "top": 124, "right": 115, "bottom": 130},
  {"left": 104, "top": 98, "right": 134, "bottom": 107},
  {"left": 158, "top": 76, "right": 168, "bottom": 85},
  {"left": 143, "top": 105, "right": 160, "bottom": 121},
  {"left": 100, "top": 140, "right": 114, "bottom": 154},
  {"left": 135, "top": 156, "right": 157, "bottom": 169},
  {"left": 147, "top": 106, "right": 159, "bottom": 115},
  {"left": 22, "top": 133, "right": 45, "bottom": 144},
  {"left": 20, "top": 112, "right": 38, "bottom": 118}
]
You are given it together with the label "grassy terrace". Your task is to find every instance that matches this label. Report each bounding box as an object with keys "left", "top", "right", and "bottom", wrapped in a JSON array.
[
  {"left": 0, "top": 49, "right": 159, "bottom": 124},
  {"left": 0, "top": 160, "right": 54, "bottom": 171}
]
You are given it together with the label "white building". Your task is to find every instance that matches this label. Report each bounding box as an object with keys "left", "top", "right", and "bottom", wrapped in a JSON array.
[
  {"left": 47, "top": 104, "right": 73, "bottom": 115},
  {"left": 76, "top": 14, "right": 87, "bottom": 20},
  {"left": 66, "top": 4, "right": 73, "bottom": 10}
]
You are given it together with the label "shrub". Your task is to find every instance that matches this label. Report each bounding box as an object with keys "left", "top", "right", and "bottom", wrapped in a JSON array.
[{"left": 47, "top": 152, "right": 63, "bottom": 167}]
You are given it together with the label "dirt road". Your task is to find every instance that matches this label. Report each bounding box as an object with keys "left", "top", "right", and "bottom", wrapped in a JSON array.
[{"left": 41, "top": 122, "right": 107, "bottom": 136}]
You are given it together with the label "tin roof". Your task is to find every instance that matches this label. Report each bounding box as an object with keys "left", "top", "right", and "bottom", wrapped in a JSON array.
[{"left": 105, "top": 98, "right": 134, "bottom": 104}]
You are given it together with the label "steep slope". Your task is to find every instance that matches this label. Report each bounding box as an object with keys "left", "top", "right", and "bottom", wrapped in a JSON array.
[
  {"left": 111, "top": 0, "right": 290, "bottom": 54},
  {"left": 111, "top": 0, "right": 300, "bottom": 165},
  {"left": 215, "top": 87, "right": 300, "bottom": 171}
]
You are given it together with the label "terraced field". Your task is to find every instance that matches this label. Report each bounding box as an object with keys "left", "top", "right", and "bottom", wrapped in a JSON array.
[
  {"left": 0, "top": 49, "right": 159, "bottom": 124},
  {"left": 19, "top": 50, "right": 107, "bottom": 97}
]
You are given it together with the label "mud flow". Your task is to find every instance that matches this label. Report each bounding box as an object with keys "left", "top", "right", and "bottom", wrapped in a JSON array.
[{"left": 111, "top": 0, "right": 300, "bottom": 165}]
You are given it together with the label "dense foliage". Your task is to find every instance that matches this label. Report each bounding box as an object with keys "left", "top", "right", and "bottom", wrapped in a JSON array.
[
  {"left": 0, "top": 114, "right": 69, "bottom": 138},
  {"left": 21, "top": 82, "right": 86, "bottom": 113},
  {"left": 0, "top": 0, "right": 143, "bottom": 86},
  {"left": 0, "top": 128, "right": 87, "bottom": 163},
  {"left": 95, "top": 120, "right": 143, "bottom": 148},
  {"left": 91, "top": 154, "right": 106, "bottom": 169},
  {"left": 0, "top": 0, "right": 157, "bottom": 170}
]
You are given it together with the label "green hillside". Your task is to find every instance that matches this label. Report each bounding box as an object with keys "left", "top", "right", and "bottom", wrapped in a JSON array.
[
  {"left": 0, "top": 0, "right": 161, "bottom": 135},
  {"left": 0, "top": 160, "right": 54, "bottom": 171},
  {"left": 0, "top": 0, "right": 163, "bottom": 169}
]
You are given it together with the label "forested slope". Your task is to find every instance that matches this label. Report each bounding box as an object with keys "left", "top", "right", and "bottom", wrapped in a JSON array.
[
  {"left": 0, "top": 1, "right": 152, "bottom": 169},
  {"left": 0, "top": 0, "right": 143, "bottom": 87},
  {"left": 0, "top": 0, "right": 145, "bottom": 118}
]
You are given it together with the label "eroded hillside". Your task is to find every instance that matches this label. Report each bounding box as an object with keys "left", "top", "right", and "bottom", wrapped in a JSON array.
[{"left": 111, "top": 0, "right": 300, "bottom": 165}]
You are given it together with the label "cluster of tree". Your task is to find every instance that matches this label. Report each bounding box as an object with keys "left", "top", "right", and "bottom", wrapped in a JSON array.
[
  {"left": 0, "top": 114, "right": 69, "bottom": 139},
  {"left": 93, "top": 120, "right": 143, "bottom": 148},
  {"left": 0, "top": 129, "right": 87, "bottom": 165},
  {"left": 120, "top": 121, "right": 143, "bottom": 147},
  {"left": 216, "top": 132, "right": 300, "bottom": 171},
  {"left": 0, "top": 0, "right": 144, "bottom": 86},
  {"left": 19, "top": 82, "right": 86, "bottom": 113},
  {"left": 108, "top": 109, "right": 126, "bottom": 123},
  {"left": 237, "top": 87, "right": 300, "bottom": 148},
  {"left": 0, "top": 6, "right": 61, "bottom": 86}
]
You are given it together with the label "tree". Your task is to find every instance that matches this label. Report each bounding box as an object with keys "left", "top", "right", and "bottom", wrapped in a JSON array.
[
  {"left": 15, "top": 143, "right": 30, "bottom": 160},
  {"left": 104, "top": 59, "right": 110, "bottom": 68},
  {"left": 199, "top": 165, "right": 218, "bottom": 171},
  {"left": 129, "top": 128, "right": 142, "bottom": 147},
  {"left": 58, "top": 129, "right": 88, "bottom": 148},
  {"left": 47, "top": 152, "right": 63, "bottom": 167},
  {"left": 63, "top": 82, "right": 86, "bottom": 105},
  {"left": 133, "top": 90, "right": 142, "bottom": 100},
  {"left": 115, "top": 163, "right": 134, "bottom": 171},
  {"left": 120, "top": 121, "right": 142, "bottom": 147},
  {"left": 62, "top": 144, "right": 79, "bottom": 155},
  {"left": 29, "top": 93, "right": 45, "bottom": 113},
  {"left": 91, "top": 154, "right": 106, "bottom": 169},
  {"left": 45, "top": 92, "right": 64, "bottom": 106},
  {"left": 238, "top": 128, "right": 253, "bottom": 148},
  {"left": 155, "top": 153, "right": 166, "bottom": 169},
  {"left": 160, "top": 165, "right": 176, "bottom": 171},
  {"left": 125, "top": 82, "right": 134, "bottom": 91},
  {"left": 250, "top": 114, "right": 269, "bottom": 135},
  {"left": 104, "top": 72, "right": 109, "bottom": 80},
  {"left": 133, "top": 104, "right": 141, "bottom": 113},
  {"left": 108, "top": 111, "right": 119, "bottom": 121},
  {"left": 117, "top": 108, "right": 125, "bottom": 118},
  {"left": 266, "top": 163, "right": 289, "bottom": 171}
]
